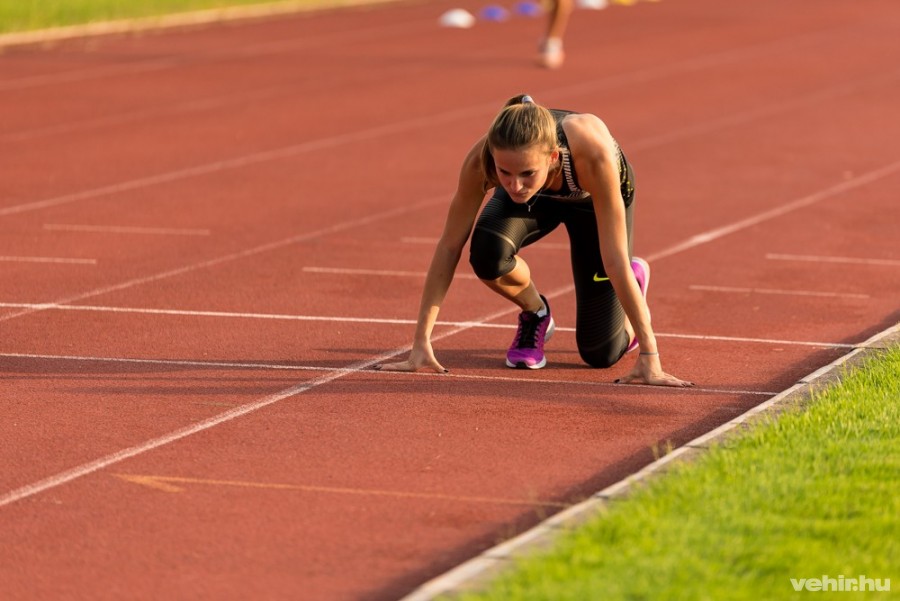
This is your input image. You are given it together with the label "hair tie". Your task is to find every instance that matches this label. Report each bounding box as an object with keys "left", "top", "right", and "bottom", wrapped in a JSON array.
[{"left": 521, "top": 95, "right": 534, "bottom": 104}]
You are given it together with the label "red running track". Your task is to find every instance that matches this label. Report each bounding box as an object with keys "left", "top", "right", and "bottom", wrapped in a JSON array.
[{"left": 1, "top": 0, "right": 899, "bottom": 598}]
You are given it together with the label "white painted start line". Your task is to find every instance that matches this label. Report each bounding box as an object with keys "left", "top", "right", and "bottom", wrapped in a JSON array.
[
  {"left": 689, "top": 285, "right": 870, "bottom": 299},
  {"left": 0, "top": 255, "right": 97, "bottom": 265},
  {"left": 0, "top": 352, "right": 775, "bottom": 397},
  {"left": 766, "top": 253, "right": 900, "bottom": 267},
  {"left": 0, "top": 301, "right": 855, "bottom": 350},
  {"left": 43, "top": 223, "right": 211, "bottom": 236}
]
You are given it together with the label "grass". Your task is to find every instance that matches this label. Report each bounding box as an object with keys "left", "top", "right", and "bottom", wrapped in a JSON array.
[
  {"left": 455, "top": 344, "right": 900, "bottom": 601},
  {"left": 0, "top": 0, "right": 335, "bottom": 34}
]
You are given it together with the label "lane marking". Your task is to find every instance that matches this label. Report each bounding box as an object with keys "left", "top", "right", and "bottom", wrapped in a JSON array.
[
  {"left": 0, "top": 136, "right": 885, "bottom": 504},
  {"left": 0, "top": 352, "right": 327, "bottom": 372},
  {"left": 0, "top": 60, "right": 177, "bottom": 92},
  {"left": 2, "top": 14, "right": 863, "bottom": 137},
  {"left": 5, "top": 46, "right": 896, "bottom": 220},
  {"left": 401, "top": 237, "right": 439, "bottom": 245},
  {"left": 629, "top": 69, "right": 900, "bottom": 152},
  {"left": 0, "top": 255, "right": 96, "bottom": 265},
  {"left": 44, "top": 224, "right": 211, "bottom": 236},
  {"left": 0, "top": 295, "right": 540, "bottom": 509},
  {"left": 0, "top": 14, "right": 428, "bottom": 87},
  {"left": 765, "top": 253, "right": 900, "bottom": 267},
  {"left": 401, "top": 238, "right": 571, "bottom": 251},
  {"left": 689, "top": 285, "right": 870, "bottom": 299},
  {"left": 0, "top": 194, "right": 446, "bottom": 324},
  {"left": 0, "top": 302, "right": 426, "bottom": 325},
  {"left": 3, "top": 87, "right": 291, "bottom": 144},
  {"left": 0, "top": 105, "right": 493, "bottom": 219},
  {"left": 654, "top": 332, "right": 853, "bottom": 349},
  {"left": 113, "top": 474, "right": 568, "bottom": 508},
  {"left": 0, "top": 372, "right": 368, "bottom": 509},
  {"left": 405, "top": 324, "right": 900, "bottom": 601},
  {"left": 3, "top": 58, "right": 897, "bottom": 509},
  {"left": 647, "top": 158, "right": 900, "bottom": 262},
  {"left": 0, "top": 352, "right": 777, "bottom": 397},
  {"left": 0, "top": 306, "right": 855, "bottom": 349},
  {"left": 302, "top": 266, "right": 479, "bottom": 280}
]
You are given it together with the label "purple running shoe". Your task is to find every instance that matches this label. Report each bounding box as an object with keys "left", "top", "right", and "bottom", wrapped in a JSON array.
[{"left": 506, "top": 295, "right": 555, "bottom": 369}]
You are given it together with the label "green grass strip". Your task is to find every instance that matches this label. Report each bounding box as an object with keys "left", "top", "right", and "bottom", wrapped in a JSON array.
[
  {"left": 457, "top": 346, "right": 900, "bottom": 600},
  {"left": 0, "top": 1, "right": 328, "bottom": 34}
]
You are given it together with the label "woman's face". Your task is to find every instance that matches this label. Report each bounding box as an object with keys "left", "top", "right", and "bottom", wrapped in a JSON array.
[{"left": 492, "top": 146, "right": 558, "bottom": 203}]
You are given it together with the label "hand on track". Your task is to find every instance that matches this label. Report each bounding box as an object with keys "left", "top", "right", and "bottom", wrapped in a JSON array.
[
  {"left": 615, "top": 353, "right": 693, "bottom": 387},
  {"left": 374, "top": 341, "right": 448, "bottom": 374}
]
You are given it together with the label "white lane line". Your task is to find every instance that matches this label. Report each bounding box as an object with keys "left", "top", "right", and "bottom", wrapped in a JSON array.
[
  {"left": 628, "top": 68, "right": 900, "bottom": 152},
  {"left": 0, "top": 16, "right": 429, "bottom": 86},
  {"left": 655, "top": 332, "right": 854, "bottom": 349},
  {"left": 0, "top": 194, "right": 446, "bottom": 324},
  {"left": 766, "top": 253, "right": 900, "bottom": 267},
  {"left": 3, "top": 87, "right": 291, "bottom": 144},
  {"left": 689, "top": 285, "right": 870, "bottom": 299},
  {"left": 0, "top": 104, "right": 497, "bottom": 218},
  {"left": 0, "top": 140, "right": 885, "bottom": 503},
  {"left": 2, "top": 60, "right": 895, "bottom": 510},
  {"left": 0, "top": 302, "right": 420, "bottom": 325},
  {"left": 1, "top": 19, "right": 849, "bottom": 139},
  {"left": 0, "top": 256, "right": 96, "bottom": 265},
  {"left": 43, "top": 224, "right": 211, "bottom": 236},
  {"left": 0, "top": 353, "right": 325, "bottom": 372},
  {"left": 401, "top": 237, "right": 439, "bottom": 245},
  {"left": 0, "top": 294, "right": 529, "bottom": 509},
  {"left": 0, "top": 352, "right": 776, "bottom": 397},
  {"left": 6, "top": 57, "right": 897, "bottom": 220},
  {"left": 400, "top": 238, "right": 570, "bottom": 251},
  {"left": 0, "top": 303, "right": 854, "bottom": 349},
  {"left": 302, "top": 266, "right": 479, "bottom": 280},
  {"left": 647, "top": 157, "right": 900, "bottom": 263},
  {"left": 0, "top": 370, "right": 356, "bottom": 509},
  {"left": 0, "top": 60, "right": 177, "bottom": 92}
]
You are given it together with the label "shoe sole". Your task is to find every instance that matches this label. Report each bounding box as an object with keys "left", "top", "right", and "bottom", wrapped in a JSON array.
[{"left": 505, "top": 317, "right": 555, "bottom": 369}]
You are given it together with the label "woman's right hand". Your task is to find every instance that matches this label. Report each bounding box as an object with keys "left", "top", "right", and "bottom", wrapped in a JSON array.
[{"left": 374, "top": 339, "right": 448, "bottom": 373}]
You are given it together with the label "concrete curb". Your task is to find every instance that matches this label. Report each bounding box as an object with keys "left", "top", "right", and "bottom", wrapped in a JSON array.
[
  {"left": 399, "top": 322, "right": 900, "bottom": 600},
  {"left": 0, "top": 0, "right": 398, "bottom": 50}
]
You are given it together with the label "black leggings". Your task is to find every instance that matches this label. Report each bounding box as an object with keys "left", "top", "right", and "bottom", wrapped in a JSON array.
[{"left": 469, "top": 190, "right": 634, "bottom": 368}]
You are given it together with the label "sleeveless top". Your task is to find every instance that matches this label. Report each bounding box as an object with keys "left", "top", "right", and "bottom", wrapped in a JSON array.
[{"left": 540, "top": 109, "right": 635, "bottom": 205}]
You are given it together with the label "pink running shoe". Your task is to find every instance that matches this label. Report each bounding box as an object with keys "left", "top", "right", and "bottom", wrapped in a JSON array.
[
  {"left": 506, "top": 295, "right": 556, "bottom": 369},
  {"left": 626, "top": 257, "right": 651, "bottom": 353}
]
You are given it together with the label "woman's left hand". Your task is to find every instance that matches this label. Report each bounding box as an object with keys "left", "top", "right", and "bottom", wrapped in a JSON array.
[{"left": 615, "top": 353, "right": 693, "bottom": 387}]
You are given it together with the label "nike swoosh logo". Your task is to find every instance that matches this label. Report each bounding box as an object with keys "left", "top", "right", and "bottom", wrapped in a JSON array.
[{"left": 593, "top": 273, "right": 610, "bottom": 282}]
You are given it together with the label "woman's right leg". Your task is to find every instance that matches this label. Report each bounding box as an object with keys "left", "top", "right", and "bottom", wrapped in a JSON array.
[
  {"left": 468, "top": 193, "right": 560, "bottom": 311},
  {"left": 469, "top": 192, "right": 561, "bottom": 368}
]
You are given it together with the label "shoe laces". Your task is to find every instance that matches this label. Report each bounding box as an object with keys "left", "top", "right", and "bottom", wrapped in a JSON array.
[{"left": 513, "top": 312, "right": 545, "bottom": 349}]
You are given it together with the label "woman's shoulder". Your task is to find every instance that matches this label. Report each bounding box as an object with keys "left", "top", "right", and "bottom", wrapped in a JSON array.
[
  {"left": 559, "top": 112, "right": 610, "bottom": 137},
  {"left": 559, "top": 113, "right": 617, "bottom": 156}
]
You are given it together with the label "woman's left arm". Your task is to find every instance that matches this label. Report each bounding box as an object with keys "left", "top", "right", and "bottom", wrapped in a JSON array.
[{"left": 567, "top": 115, "right": 693, "bottom": 387}]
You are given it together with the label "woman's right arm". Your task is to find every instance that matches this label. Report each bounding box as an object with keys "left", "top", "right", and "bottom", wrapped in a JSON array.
[{"left": 375, "top": 138, "right": 489, "bottom": 373}]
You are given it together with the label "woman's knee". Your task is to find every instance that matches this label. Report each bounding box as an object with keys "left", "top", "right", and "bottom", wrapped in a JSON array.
[
  {"left": 469, "top": 231, "right": 516, "bottom": 281},
  {"left": 578, "top": 343, "right": 624, "bottom": 368},
  {"left": 468, "top": 252, "right": 509, "bottom": 281}
]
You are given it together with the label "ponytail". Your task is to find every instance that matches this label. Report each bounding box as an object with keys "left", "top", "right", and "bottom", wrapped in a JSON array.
[{"left": 481, "top": 94, "right": 558, "bottom": 190}]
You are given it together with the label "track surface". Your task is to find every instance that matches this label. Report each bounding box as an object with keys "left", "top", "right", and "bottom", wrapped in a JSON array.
[{"left": 2, "top": 0, "right": 899, "bottom": 598}]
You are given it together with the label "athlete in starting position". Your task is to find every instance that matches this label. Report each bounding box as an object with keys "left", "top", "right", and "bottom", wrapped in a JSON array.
[{"left": 376, "top": 94, "right": 692, "bottom": 387}]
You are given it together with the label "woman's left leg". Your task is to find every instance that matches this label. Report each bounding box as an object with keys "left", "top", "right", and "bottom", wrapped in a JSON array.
[{"left": 562, "top": 200, "right": 635, "bottom": 368}]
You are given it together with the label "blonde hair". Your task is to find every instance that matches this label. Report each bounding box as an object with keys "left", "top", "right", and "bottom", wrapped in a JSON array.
[{"left": 481, "top": 94, "right": 559, "bottom": 190}]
